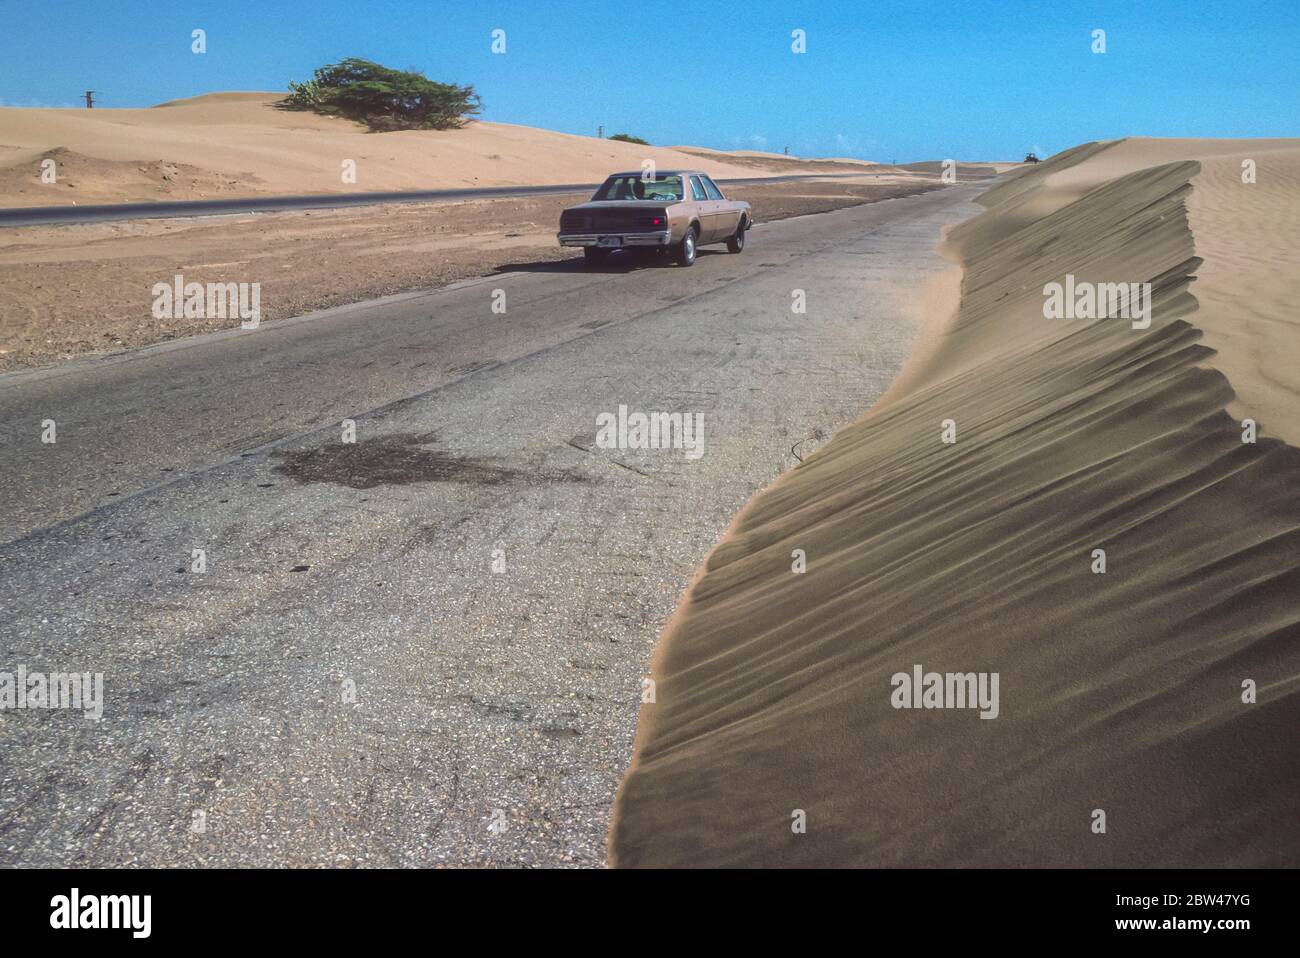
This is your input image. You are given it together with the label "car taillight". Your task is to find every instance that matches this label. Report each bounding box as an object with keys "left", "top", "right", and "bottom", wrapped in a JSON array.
[{"left": 651, "top": 217, "right": 664, "bottom": 227}]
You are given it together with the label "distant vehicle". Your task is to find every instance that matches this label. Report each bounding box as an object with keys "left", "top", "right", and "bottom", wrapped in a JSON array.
[
  {"left": 558, "top": 170, "right": 752, "bottom": 267},
  {"left": 1024, "top": 153, "right": 1040, "bottom": 163}
]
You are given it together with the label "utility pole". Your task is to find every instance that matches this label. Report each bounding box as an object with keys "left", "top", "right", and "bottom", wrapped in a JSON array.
[{"left": 84, "top": 90, "right": 95, "bottom": 109}]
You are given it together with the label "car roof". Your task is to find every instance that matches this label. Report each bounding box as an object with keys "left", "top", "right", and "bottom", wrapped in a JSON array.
[{"left": 605, "top": 170, "right": 706, "bottom": 178}]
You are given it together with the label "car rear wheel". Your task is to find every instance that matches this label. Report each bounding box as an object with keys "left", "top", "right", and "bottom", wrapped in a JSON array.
[
  {"left": 726, "top": 218, "right": 747, "bottom": 253},
  {"left": 583, "top": 247, "right": 609, "bottom": 267},
  {"left": 676, "top": 226, "right": 698, "bottom": 267}
]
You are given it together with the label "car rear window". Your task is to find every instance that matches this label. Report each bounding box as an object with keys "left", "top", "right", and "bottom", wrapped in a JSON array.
[{"left": 593, "top": 175, "right": 684, "bottom": 201}]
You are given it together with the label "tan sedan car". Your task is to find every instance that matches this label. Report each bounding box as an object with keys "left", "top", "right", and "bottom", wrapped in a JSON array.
[{"left": 557, "top": 170, "right": 752, "bottom": 267}]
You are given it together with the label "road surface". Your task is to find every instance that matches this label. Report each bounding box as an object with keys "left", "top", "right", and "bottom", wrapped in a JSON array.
[
  {"left": 0, "top": 184, "right": 983, "bottom": 866},
  {"left": 0, "top": 173, "right": 884, "bottom": 227}
]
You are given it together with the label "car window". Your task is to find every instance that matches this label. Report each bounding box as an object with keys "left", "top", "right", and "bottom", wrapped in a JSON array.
[
  {"left": 702, "top": 177, "right": 725, "bottom": 201},
  {"left": 593, "top": 174, "right": 683, "bottom": 201},
  {"left": 689, "top": 176, "right": 708, "bottom": 201}
]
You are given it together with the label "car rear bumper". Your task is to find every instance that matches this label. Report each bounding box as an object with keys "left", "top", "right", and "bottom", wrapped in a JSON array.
[{"left": 557, "top": 231, "right": 672, "bottom": 247}]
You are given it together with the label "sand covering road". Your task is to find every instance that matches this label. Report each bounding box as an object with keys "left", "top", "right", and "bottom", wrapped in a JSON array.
[{"left": 611, "top": 138, "right": 1300, "bottom": 867}]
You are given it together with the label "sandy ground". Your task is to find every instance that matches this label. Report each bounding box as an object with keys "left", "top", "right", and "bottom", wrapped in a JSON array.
[
  {"left": 0, "top": 92, "right": 881, "bottom": 207},
  {"left": 0, "top": 177, "right": 942, "bottom": 370},
  {"left": 611, "top": 137, "right": 1300, "bottom": 867},
  {"left": 672, "top": 146, "right": 889, "bottom": 175},
  {"left": 1185, "top": 143, "right": 1300, "bottom": 445}
]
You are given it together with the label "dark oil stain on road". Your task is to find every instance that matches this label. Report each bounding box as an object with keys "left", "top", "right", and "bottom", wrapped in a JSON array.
[{"left": 272, "top": 432, "right": 587, "bottom": 489}]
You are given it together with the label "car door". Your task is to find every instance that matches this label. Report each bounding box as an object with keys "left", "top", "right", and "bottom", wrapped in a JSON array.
[
  {"left": 688, "top": 175, "right": 717, "bottom": 242},
  {"left": 701, "top": 176, "right": 740, "bottom": 238}
]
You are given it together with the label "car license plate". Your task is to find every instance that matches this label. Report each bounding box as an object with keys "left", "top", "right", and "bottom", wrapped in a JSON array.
[{"left": 598, "top": 236, "right": 622, "bottom": 248}]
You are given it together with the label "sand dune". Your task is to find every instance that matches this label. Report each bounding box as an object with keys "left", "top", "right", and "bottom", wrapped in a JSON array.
[
  {"left": 610, "top": 137, "right": 1300, "bottom": 867},
  {"left": 1185, "top": 144, "right": 1300, "bottom": 445},
  {"left": 0, "top": 92, "right": 836, "bottom": 207},
  {"left": 672, "top": 146, "right": 884, "bottom": 175}
]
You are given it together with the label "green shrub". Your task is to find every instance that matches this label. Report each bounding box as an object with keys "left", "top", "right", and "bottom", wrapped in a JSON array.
[
  {"left": 282, "top": 58, "right": 480, "bottom": 132},
  {"left": 608, "top": 133, "right": 650, "bottom": 146}
]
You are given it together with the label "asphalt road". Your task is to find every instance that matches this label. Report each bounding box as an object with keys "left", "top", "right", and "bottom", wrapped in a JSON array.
[
  {"left": 0, "top": 184, "right": 983, "bottom": 866},
  {"left": 0, "top": 173, "right": 883, "bottom": 227}
]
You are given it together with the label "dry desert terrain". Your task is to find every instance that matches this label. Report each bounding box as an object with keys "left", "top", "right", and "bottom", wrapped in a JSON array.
[{"left": 611, "top": 137, "right": 1300, "bottom": 867}]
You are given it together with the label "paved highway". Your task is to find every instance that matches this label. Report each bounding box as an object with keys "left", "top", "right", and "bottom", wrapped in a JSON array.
[
  {"left": 0, "top": 184, "right": 982, "bottom": 866},
  {"left": 0, "top": 173, "right": 885, "bottom": 227}
]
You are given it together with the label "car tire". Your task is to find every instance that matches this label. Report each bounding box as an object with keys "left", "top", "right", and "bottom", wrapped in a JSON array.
[
  {"left": 676, "top": 226, "right": 698, "bottom": 267},
  {"left": 726, "top": 218, "right": 747, "bottom": 254},
  {"left": 583, "top": 247, "right": 609, "bottom": 267}
]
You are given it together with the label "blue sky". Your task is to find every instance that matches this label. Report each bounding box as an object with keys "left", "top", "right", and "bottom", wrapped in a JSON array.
[{"left": 1, "top": 0, "right": 1296, "bottom": 161}]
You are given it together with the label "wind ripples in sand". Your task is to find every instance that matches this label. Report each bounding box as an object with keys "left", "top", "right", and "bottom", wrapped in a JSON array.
[{"left": 611, "top": 143, "right": 1300, "bottom": 868}]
